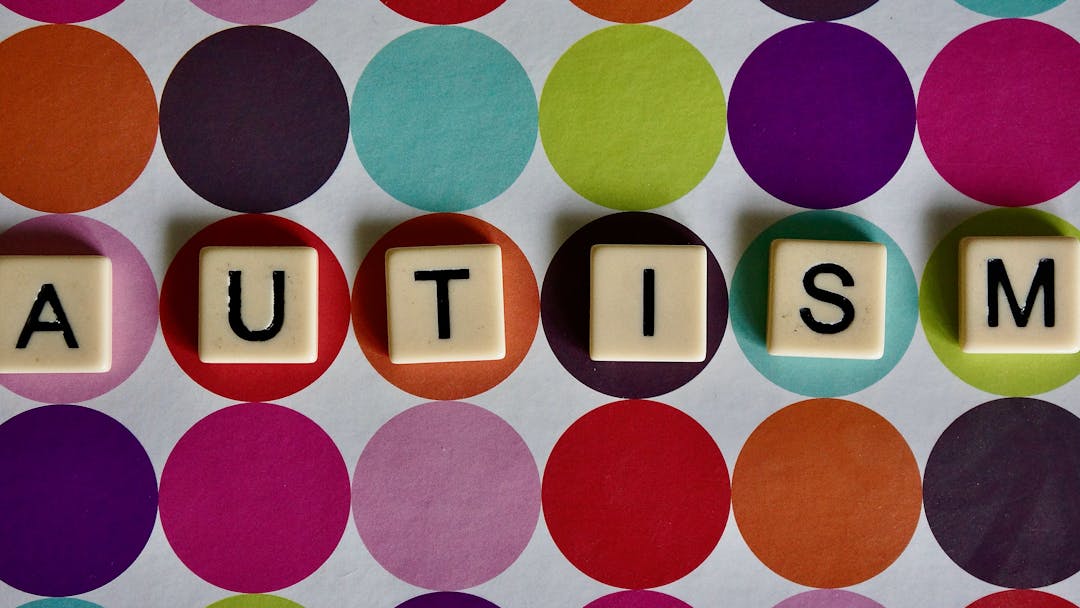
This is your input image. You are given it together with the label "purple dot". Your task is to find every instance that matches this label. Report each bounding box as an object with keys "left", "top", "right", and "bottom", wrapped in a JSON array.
[
  {"left": 541, "top": 212, "right": 727, "bottom": 399},
  {"left": 728, "top": 23, "right": 915, "bottom": 209},
  {"left": 0, "top": 404, "right": 157, "bottom": 596},
  {"left": 924, "top": 398, "right": 1080, "bottom": 588},
  {"left": 396, "top": 593, "right": 501, "bottom": 608},
  {"left": 585, "top": 591, "right": 694, "bottom": 608},
  {"left": 0, "top": 0, "right": 124, "bottom": 23},
  {"left": 160, "top": 26, "right": 349, "bottom": 213},
  {"left": 774, "top": 590, "right": 885, "bottom": 608}
]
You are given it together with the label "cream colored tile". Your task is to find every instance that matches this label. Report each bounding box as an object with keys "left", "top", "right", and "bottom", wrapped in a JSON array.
[
  {"left": 0, "top": 256, "right": 112, "bottom": 373},
  {"left": 960, "top": 236, "right": 1080, "bottom": 354},
  {"left": 767, "top": 239, "right": 887, "bottom": 359},
  {"left": 589, "top": 244, "right": 707, "bottom": 362},
  {"left": 385, "top": 244, "right": 505, "bottom": 364},
  {"left": 199, "top": 246, "right": 318, "bottom": 364}
]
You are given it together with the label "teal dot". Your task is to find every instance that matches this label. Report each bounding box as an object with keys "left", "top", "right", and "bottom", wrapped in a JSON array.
[
  {"left": 953, "top": 0, "right": 1066, "bottom": 17},
  {"left": 18, "top": 600, "right": 104, "bottom": 608},
  {"left": 731, "top": 211, "right": 918, "bottom": 397},
  {"left": 352, "top": 27, "right": 537, "bottom": 212}
]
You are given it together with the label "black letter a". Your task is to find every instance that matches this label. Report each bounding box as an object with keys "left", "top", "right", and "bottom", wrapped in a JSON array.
[{"left": 16, "top": 284, "right": 78, "bottom": 349}]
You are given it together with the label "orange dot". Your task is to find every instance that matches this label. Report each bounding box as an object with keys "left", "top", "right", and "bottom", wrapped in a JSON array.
[
  {"left": 731, "top": 398, "right": 921, "bottom": 588},
  {"left": 568, "top": 0, "right": 691, "bottom": 23},
  {"left": 0, "top": 25, "right": 157, "bottom": 213},
  {"left": 352, "top": 214, "right": 539, "bottom": 400}
]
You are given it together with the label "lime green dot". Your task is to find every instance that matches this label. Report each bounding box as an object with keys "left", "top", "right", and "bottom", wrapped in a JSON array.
[
  {"left": 540, "top": 25, "right": 725, "bottom": 210},
  {"left": 207, "top": 596, "right": 305, "bottom": 608},
  {"left": 921, "top": 208, "right": 1080, "bottom": 396}
]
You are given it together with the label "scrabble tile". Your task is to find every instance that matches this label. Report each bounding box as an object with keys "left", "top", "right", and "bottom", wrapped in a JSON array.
[
  {"left": 589, "top": 244, "right": 707, "bottom": 362},
  {"left": 767, "top": 239, "right": 887, "bottom": 359},
  {"left": 959, "top": 236, "right": 1080, "bottom": 354},
  {"left": 199, "top": 246, "right": 319, "bottom": 364},
  {"left": 0, "top": 256, "right": 112, "bottom": 373},
  {"left": 385, "top": 244, "right": 505, "bottom": 364}
]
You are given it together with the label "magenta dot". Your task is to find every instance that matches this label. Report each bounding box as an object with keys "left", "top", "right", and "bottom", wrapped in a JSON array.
[
  {"left": 189, "top": 0, "right": 318, "bottom": 24},
  {"left": 0, "top": 0, "right": 124, "bottom": 23},
  {"left": 353, "top": 401, "right": 540, "bottom": 590},
  {"left": 919, "top": 19, "right": 1080, "bottom": 206},
  {"left": 159, "top": 402, "right": 350, "bottom": 592},
  {"left": 585, "top": 591, "right": 694, "bottom": 608}
]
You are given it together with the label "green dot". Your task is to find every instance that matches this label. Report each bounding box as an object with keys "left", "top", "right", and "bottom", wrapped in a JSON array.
[
  {"left": 540, "top": 25, "right": 725, "bottom": 210},
  {"left": 207, "top": 596, "right": 305, "bottom": 608},
  {"left": 921, "top": 208, "right": 1080, "bottom": 396}
]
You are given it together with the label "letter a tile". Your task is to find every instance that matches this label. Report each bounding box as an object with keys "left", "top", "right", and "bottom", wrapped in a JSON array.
[{"left": 0, "top": 256, "right": 112, "bottom": 373}]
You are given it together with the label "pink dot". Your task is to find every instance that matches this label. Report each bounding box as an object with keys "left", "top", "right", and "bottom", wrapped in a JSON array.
[
  {"left": 0, "top": 0, "right": 124, "bottom": 23},
  {"left": 353, "top": 401, "right": 540, "bottom": 590},
  {"left": 159, "top": 403, "right": 350, "bottom": 593},
  {"left": 918, "top": 19, "right": 1080, "bottom": 206},
  {"left": 188, "top": 0, "right": 318, "bottom": 24}
]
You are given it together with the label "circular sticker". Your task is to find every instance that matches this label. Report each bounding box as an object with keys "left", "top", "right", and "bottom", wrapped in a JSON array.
[
  {"left": 921, "top": 208, "right": 1080, "bottom": 395},
  {"left": 731, "top": 211, "right": 917, "bottom": 397},
  {"left": 160, "top": 214, "right": 350, "bottom": 402}
]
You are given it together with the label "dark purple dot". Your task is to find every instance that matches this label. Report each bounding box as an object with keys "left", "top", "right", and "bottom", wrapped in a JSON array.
[
  {"left": 396, "top": 593, "right": 502, "bottom": 608},
  {"left": 924, "top": 398, "right": 1080, "bottom": 588},
  {"left": 728, "top": 22, "right": 915, "bottom": 209},
  {"left": 160, "top": 26, "right": 349, "bottom": 213},
  {"left": 541, "top": 212, "right": 727, "bottom": 399},
  {"left": 0, "top": 404, "right": 158, "bottom": 596},
  {"left": 759, "top": 0, "right": 880, "bottom": 21}
]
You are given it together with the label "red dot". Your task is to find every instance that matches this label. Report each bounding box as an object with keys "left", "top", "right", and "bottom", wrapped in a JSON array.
[
  {"left": 380, "top": 0, "right": 506, "bottom": 24},
  {"left": 966, "top": 591, "right": 1077, "bottom": 608},
  {"left": 542, "top": 400, "right": 729, "bottom": 588}
]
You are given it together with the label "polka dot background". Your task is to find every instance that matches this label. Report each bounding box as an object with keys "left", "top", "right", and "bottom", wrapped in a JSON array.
[
  {"left": 0, "top": 405, "right": 157, "bottom": 597},
  {"left": 352, "top": 213, "right": 539, "bottom": 400},
  {"left": 160, "top": 214, "right": 350, "bottom": 402},
  {"left": 731, "top": 211, "right": 918, "bottom": 397},
  {"left": 732, "top": 399, "right": 922, "bottom": 588},
  {"left": 159, "top": 402, "right": 351, "bottom": 593},
  {"left": 918, "top": 20, "right": 1080, "bottom": 206},
  {"left": 924, "top": 398, "right": 1080, "bottom": 589},
  {"left": 921, "top": 208, "right": 1080, "bottom": 395},
  {"left": 352, "top": 401, "right": 540, "bottom": 590},
  {"left": 0, "top": 215, "right": 158, "bottom": 404},
  {"left": 542, "top": 400, "right": 730, "bottom": 589},
  {"left": 542, "top": 212, "right": 727, "bottom": 398},
  {"left": 0, "top": 25, "right": 157, "bottom": 212},
  {"left": 728, "top": 22, "right": 915, "bottom": 209},
  {"left": 352, "top": 27, "right": 536, "bottom": 212},
  {"left": 540, "top": 25, "right": 725, "bottom": 210},
  {"left": 160, "top": 26, "right": 348, "bottom": 213}
]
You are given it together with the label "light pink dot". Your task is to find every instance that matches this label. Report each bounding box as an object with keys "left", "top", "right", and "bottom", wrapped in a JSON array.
[
  {"left": 189, "top": 0, "right": 318, "bottom": 24},
  {"left": 353, "top": 401, "right": 540, "bottom": 590}
]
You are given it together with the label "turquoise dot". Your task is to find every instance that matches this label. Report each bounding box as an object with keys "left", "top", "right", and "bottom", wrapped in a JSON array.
[
  {"left": 953, "top": 0, "right": 1066, "bottom": 17},
  {"left": 19, "top": 600, "right": 104, "bottom": 608},
  {"left": 352, "top": 27, "right": 537, "bottom": 212},
  {"left": 731, "top": 211, "right": 918, "bottom": 397}
]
